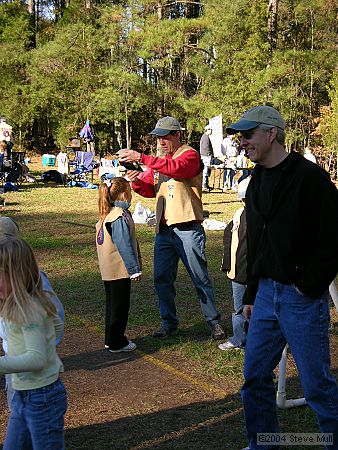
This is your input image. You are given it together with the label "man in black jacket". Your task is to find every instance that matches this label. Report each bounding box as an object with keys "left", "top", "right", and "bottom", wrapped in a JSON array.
[{"left": 226, "top": 105, "right": 338, "bottom": 450}]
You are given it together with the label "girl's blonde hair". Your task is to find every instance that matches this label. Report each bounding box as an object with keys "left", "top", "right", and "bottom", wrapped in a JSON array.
[
  {"left": 98, "top": 177, "right": 130, "bottom": 223},
  {"left": 0, "top": 238, "right": 57, "bottom": 325}
]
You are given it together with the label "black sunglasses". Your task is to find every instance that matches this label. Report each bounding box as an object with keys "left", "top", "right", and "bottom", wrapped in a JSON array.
[{"left": 240, "top": 128, "right": 258, "bottom": 140}]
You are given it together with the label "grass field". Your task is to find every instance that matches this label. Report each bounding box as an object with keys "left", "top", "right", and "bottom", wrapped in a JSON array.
[{"left": 1, "top": 156, "right": 337, "bottom": 449}]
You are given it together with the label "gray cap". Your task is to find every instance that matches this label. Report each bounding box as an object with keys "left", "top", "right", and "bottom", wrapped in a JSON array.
[
  {"left": 149, "top": 116, "right": 184, "bottom": 137},
  {"left": 226, "top": 106, "right": 286, "bottom": 135},
  {"left": 0, "top": 217, "right": 20, "bottom": 239}
]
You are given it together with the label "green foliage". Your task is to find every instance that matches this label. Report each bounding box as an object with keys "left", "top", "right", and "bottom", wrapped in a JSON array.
[
  {"left": 0, "top": 2, "right": 33, "bottom": 135},
  {"left": 0, "top": 0, "right": 337, "bottom": 151},
  {"left": 322, "top": 76, "right": 338, "bottom": 152}
]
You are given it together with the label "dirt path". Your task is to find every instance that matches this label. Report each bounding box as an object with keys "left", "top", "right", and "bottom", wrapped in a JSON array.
[
  {"left": 1, "top": 323, "right": 336, "bottom": 449},
  {"left": 0, "top": 327, "right": 246, "bottom": 450}
]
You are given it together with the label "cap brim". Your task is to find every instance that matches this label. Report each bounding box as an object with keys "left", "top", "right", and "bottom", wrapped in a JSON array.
[
  {"left": 149, "top": 128, "right": 173, "bottom": 136},
  {"left": 225, "top": 120, "right": 260, "bottom": 135},
  {"left": 149, "top": 127, "right": 184, "bottom": 136}
]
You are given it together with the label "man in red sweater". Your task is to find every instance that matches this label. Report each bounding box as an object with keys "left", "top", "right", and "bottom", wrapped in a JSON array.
[{"left": 120, "top": 116, "right": 225, "bottom": 340}]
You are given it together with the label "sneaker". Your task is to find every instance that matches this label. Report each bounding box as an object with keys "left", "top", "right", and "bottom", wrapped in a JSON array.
[
  {"left": 210, "top": 323, "right": 226, "bottom": 340},
  {"left": 152, "top": 326, "right": 179, "bottom": 338},
  {"left": 218, "top": 340, "right": 242, "bottom": 351},
  {"left": 242, "top": 447, "right": 250, "bottom": 450},
  {"left": 108, "top": 341, "right": 137, "bottom": 353},
  {"left": 104, "top": 345, "right": 109, "bottom": 349}
]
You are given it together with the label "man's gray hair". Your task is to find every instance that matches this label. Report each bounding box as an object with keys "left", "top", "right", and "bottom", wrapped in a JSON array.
[{"left": 258, "top": 124, "right": 285, "bottom": 146}]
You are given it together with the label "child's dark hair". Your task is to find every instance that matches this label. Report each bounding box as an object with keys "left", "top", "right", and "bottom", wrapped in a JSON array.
[{"left": 98, "top": 177, "right": 130, "bottom": 222}]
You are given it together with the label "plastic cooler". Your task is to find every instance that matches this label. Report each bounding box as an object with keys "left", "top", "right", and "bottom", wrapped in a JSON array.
[{"left": 42, "top": 154, "right": 56, "bottom": 167}]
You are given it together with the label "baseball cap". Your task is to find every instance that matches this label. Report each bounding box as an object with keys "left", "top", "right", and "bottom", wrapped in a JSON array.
[
  {"left": 0, "top": 217, "right": 20, "bottom": 239},
  {"left": 237, "top": 176, "right": 251, "bottom": 200},
  {"left": 226, "top": 106, "right": 286, "bottom": 135},
  {"left": 149, "top": 116, "right": 184, "bottom": 137}
]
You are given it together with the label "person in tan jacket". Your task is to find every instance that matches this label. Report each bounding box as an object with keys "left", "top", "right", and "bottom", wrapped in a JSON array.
[
  {"left": 120, "top": 116, "right": 225, "bottom": 340},
  {"left": 96, "top": 177, "right": 142, "bottom": 352},
  {"left": 219, "top": 177, "right": 251, "bottom": 351}
]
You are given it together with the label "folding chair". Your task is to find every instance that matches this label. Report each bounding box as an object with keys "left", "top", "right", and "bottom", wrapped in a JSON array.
[{"left": 68, "top": 151, "right": 98, "bottom": 182}]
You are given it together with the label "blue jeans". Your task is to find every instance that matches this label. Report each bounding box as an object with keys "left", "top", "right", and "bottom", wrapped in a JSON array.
[
  {"left": 228, "top": 281, "right": 247, "bottom": 347},
  {"left": 223, "top": 168, "right": 236, "bottom": 189},
  {"left": 4, "top": 378, "right": 67, "bottom": 450},
  {"left": 242, "top": 278, "right": 338, "bottom": 450},
  {"left": 154, "top": 223, "right": 221, "bottom": 328},
  {"left": 238, "top": 169, "right": 249, "bottom": 184}
]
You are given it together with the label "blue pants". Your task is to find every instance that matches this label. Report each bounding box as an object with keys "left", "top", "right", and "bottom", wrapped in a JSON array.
[
  {"left": 228, "top": 281, "right": 247, "bottom": 347},
  {"left": 4, "top": 378, "right": 67, "bottom": 450},
  {"left": 154, "top": 223, "right": 221, "bottom": 328},
  {"left": 242, "top": 278, "right": 338, "bottom": 450},
  {"left": 223, "top": 168, "right": 236, "bottom": 189},
  {"left": 238, "top": 169, "right": 250, "bottom": 184}
]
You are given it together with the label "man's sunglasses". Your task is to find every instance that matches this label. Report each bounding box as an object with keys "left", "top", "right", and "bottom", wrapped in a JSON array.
[{"left": 240, "top": 128, "right": 257, "bottom": 140}]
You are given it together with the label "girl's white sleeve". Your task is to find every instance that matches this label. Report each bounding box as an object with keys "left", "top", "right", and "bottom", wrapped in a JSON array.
[
  {"left": 0, "top": 322, "right": 47, "bottom": 374},
  {"left": 54, "top": 315, "right": 64, "bottom": 344}
]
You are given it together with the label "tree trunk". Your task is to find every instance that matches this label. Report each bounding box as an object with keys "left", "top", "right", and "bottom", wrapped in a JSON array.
[
  {"left": 27, "top": 0, "right": 34, "bottom": 15},
  {"left": 125, "top": 103, "right": 130, "bottom": 148},
  {"left": 27, "top": 0, "right": 36, "bottom": 47},
  {"left": 268, "top": 0, "right": 278, "bottom": 53},
  {"left": 157, "top": 2, "right": 162, "bottom": 20}
]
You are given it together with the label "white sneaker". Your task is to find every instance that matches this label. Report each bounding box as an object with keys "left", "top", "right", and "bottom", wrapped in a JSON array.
[
  {"left": 218, "top": 340, "right": 242, "bottom": 351},
  {"left": 108, "top": 341, "right": 137, "bottom": 353}
]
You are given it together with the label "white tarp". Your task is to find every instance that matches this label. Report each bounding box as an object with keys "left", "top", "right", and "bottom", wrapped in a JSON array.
[{"left": 208, "top": 114, "right": 223, "bottom": 157}]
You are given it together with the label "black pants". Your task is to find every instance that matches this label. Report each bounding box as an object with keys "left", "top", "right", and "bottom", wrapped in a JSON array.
[{"left": 104, "top": 278, "right": 131, "bottom": 350}]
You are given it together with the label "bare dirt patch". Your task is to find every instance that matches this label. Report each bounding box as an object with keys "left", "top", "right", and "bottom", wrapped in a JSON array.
[{"left": 0, "top": 326, "right": 246, "bottom": 450}]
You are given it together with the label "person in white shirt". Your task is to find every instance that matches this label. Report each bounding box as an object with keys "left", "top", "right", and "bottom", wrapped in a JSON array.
[
  {"left": 304, "top": 146, "right": 317, "bottom": 164},
  {"left": 221, "top": 136, "right": 238, "bottom": 190}
]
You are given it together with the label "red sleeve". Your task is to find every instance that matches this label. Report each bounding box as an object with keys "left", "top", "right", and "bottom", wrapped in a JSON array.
[
  {"left": 140, "top": 149, "right": 201, "bottom": 179},
  {"left": 131, "top": 168, "right": 156, "bottom": 198}
]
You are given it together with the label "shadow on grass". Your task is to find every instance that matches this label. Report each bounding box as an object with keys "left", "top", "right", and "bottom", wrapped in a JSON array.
[
  {"left": 60, "top": 321, "right": 224, "bottom": 373},
  {"left": 63, "top": 389, "right": 323, "bottom": 450},
  {"left": 64, "top": 395, "right": 246, "bottom": 450}
]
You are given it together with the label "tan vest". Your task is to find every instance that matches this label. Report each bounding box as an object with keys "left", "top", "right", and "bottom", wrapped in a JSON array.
[
  {"left": 155, "top": 145, "right": 203, "bottom": 233},
  {"left": 96, "top": 208, "right": 140, "bottom": 281}
]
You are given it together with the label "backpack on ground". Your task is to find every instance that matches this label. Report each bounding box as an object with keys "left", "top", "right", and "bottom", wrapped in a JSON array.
[{"left": 41, "top": 170, "right": 65, "bottom": 184}]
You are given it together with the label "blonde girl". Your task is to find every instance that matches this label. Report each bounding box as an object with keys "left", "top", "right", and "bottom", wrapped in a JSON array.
[
  {"left": 0, "top": 238, "right": 67, "bottom": 450},
  {"left": 96, "top": 177, "right": 141, "bottom": 353}
]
